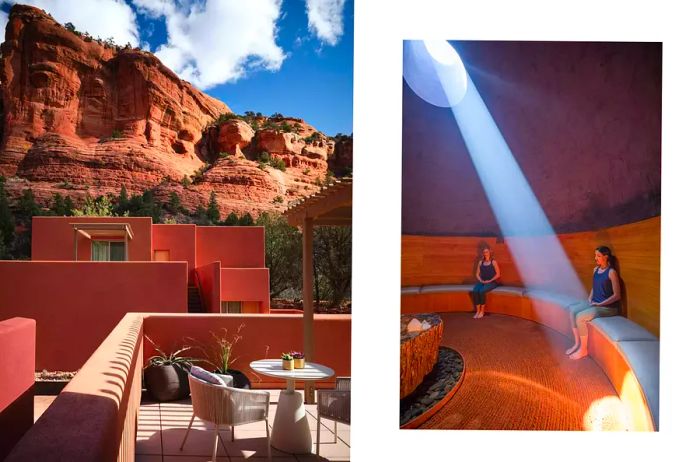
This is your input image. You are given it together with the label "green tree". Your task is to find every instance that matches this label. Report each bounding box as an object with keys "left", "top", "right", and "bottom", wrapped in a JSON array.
[
  {"left": 114, "top": 185, "right": 129, "bottom": 215},
  {"left": 73, "top": 194, "right": 115, "bottom": 217},
  {"left": 0, "top": 177, "right": 15, "bottom": 248},
  {"left": 167, "top": 192, "right": 183, "bottom": 214},
  {"left": 313, "top": 226, "right": 352, "bottom": 307},
  {"left": 206, "top": 191, "right": 220, "bottom": 224},
  {"left": 64, "top": 196, "right": 75, "bottom": 215},
  {"left": 17, "top": 189, "right": 41, "bottom": 219},
  {"left": 193, "top": 205, "right": 210, "bottom": 225},
  {"left": 49, "top": 193, "right": 73, "bottom": 216},
  {"left": 239, "top": 212, "right": 254, "bottom": 226},
  {"left": 223, "top": 212, "right": 239, "bottom": 226},
  {"left": 256, "top": 213, "right": 302, "bottom": 298}
]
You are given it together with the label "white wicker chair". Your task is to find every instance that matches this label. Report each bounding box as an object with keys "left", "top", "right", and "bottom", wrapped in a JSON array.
[
  {"left": 316, "top": 377, "right": 351, "bottom": 455},
  {"left": 180, "top": 374, "right": 271, "bottom": 461}
]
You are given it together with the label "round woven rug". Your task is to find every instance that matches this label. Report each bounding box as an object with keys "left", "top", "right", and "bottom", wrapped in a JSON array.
[{"left": 417, "top": 312, "right": 631, "bottom": 430}]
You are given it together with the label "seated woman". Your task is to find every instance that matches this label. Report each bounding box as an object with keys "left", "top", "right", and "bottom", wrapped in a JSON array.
[
  {"left": 566, "top": 246, "right": 621, "bottom": 360},
  {"left": 472, "top": 246, "right": 501, "bottom": 319}
]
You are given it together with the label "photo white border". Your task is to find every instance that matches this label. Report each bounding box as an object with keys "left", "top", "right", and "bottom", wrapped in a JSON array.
[{"left": 353, "top": 0, "right": 700, "bottom": 460}]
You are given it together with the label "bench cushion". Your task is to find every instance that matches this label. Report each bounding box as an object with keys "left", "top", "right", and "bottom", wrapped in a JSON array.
[
  {"left": 420, "top": 284, "right": 474, "bottom": 294},
  {"left": 492, "top": 286, "right": 526, "bottom": 296},
  {"left": 617, "top": 340, "right": 660, "bottom": 430},
  {"left": 401, "top": 286, "right": 421, "bottom": 295},
  {"left": 524, "top": 289, "right": 580, "bottom": 307},
  {"left": 591, "top": 316, "right": 657, "bottom": 342}
]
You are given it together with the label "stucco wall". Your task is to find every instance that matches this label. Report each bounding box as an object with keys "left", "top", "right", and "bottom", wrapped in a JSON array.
[
  {"left": 152, "top": 224, "right": 196, "bottom": 284},
  {"left": 402, "top": 41, "right": 661, "bottom": 235},
  {"left": 0, "top": 318, "right": 35, "bottom": 460},
  {"left": 196, "top": 226, "right": 265, "bottom": 268},
  {"left": 0, "top": 261, "right": 187, "bottom": 370},
  {"left": 32, "top": 216, "right": 153, "bottom": 261}
]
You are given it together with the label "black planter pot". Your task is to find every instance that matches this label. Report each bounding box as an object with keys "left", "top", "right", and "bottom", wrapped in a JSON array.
[
  {"left": 222, "top": 369, "right": 251, "bottom": 389},
  {"left": 144, "top": 364, "right": 190, "bottom": 401}
]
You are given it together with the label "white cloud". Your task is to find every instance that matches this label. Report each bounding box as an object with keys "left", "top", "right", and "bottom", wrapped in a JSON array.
[
  {"left": 0, "top": 9, "right": 8, "bottom": 37},
  {"left": 133, "top": 0, "right": 286, "bottom": 90},
  {"left": 306, "top": 0, "right": 345, "bottom": 46},
  {"left": 4, "top": 0, "right": 139, "bottom": 46}
]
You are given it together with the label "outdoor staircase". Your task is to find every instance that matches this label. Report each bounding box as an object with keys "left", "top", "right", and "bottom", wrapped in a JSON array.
[{"left": 187, "top": 286, "right": 204, "bottom": 313}]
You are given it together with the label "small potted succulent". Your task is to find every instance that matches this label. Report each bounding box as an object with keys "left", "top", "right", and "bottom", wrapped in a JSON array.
[
  {"left": 144, "top": 336, "right": 194, "bottom": 402},
  {"left": 291, "top": 351, "right": 305, "bottom": 369},
  {"left": 281, "top": 352, "right": 295, "bottom": 370}
]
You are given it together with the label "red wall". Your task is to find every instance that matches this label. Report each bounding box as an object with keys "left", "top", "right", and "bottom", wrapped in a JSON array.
[
  {"left": 403, "top": 41, "right": 661, "bottom": 235},
  {"left": 152, "top": 224, "right": 196, "bottom": 284},
  {"left": 0, "top": 261, "right": 187, "bottom": 370},
  {"left": 32, "top": 216, "right": 153, "bottom": 261},
  {"left": 143, "top": 313, "right": 351, "bottom": 389},
  {"left": 196, "top": 226, "right": 265, "bottom": 268},
  {"left": 0, "top": 317, "right": 35, "bottom": 460},
  {"left": 221, "top": 268, "right": 270, "bottom": 312},
  {"left": 196, "top": 262, "right": 221, "bottom": 313}
]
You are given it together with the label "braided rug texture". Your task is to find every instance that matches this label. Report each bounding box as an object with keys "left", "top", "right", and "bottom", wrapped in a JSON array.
[{"left": 418, "top": 313, "right": 629, "bottom": 430}]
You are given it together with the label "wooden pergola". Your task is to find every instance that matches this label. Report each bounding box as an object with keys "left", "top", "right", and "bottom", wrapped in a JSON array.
[
  {"left": 71, "top": 223, "right": 134, "bottom": 261},
  {"left": 283, "top": 178, "right": 352, "bottom": 403}
]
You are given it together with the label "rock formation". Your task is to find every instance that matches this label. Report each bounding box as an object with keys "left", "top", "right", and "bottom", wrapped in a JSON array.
[{"left": 0, "top": 5, "right": 352, "bottom": 218}]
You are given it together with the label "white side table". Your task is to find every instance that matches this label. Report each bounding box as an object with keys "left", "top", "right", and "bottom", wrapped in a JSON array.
[{"left": 250, "top": 359, "right": 334, "bottom": 454}]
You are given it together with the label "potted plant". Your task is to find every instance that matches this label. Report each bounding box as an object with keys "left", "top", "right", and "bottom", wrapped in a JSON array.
[
  {"left": 144, "top": 336, "right": 194, "bottom": 402},
  {"left": 191, "top": 326, "right": 251, "bottom": 389},
  {"left": 281, "top": 352, "right": 295, "bottom": 370},
  {"left": 291, "top": 351, "right": 305, "bottom": 369}
]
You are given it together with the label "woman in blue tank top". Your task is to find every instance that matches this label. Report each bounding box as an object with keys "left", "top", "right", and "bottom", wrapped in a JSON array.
[
  {"left": 472, "top": 246, "right": 501, "bottom": 319},
  {"left": 566, "top": 246, "right": 621, "bottom": 359}
]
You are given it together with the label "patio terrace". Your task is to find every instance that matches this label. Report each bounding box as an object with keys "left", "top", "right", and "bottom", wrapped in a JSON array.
[{"left": 6, "top": 312, "right": 351, "bottom": 461}]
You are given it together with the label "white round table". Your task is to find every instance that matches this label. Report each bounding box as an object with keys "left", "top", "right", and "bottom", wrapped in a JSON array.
[{"left": 250, "top": 359, "right": 334, "bottom": 454}]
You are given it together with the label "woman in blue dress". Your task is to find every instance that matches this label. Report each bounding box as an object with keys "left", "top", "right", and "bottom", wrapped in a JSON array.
[
  {"left": 566, "top": 246, "right": 621, "bottom": 359},
  {"left": 472, "top": 246, "right": 501, "bottom": 319}
]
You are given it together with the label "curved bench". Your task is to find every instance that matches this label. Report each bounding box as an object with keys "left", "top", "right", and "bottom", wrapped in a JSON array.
[{"left": 401, "top": 284, "right": 659, "bottom": 431}]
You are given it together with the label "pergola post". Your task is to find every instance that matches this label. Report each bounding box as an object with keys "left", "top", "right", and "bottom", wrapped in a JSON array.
[{"left": 302, "top": 216, "right": 315, "bottom": 404}]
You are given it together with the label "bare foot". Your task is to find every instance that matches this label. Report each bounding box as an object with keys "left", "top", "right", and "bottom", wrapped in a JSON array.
[
  {"left": 473, "top": 311, "right": 479, "bottom": 319},
  {"left": 569, "top": 349, "right": 588, "bottom": 360},
  {"left": 565, "top": 344, "right": 579, "bottom": 355},
  {"left": 477, "top": 311, "right": 484, "bottom": 319}
]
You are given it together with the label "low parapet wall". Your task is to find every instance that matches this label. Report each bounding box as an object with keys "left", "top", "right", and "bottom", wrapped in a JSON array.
[
  {"left": 7, "top": 313, "right": 144, "bottom": 462},
  {"left": 0, "top": 317, "right": 35, "bottom": 460}
]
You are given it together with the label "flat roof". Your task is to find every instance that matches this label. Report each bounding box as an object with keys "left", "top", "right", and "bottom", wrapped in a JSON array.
[{"left": 71, "top": 223, "right": 134, "bottom": 240}]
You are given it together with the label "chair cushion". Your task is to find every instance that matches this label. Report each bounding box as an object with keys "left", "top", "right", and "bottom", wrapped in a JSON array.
[
  {"left": 420, "top": 284, "right": 474, "bottom": 294},
  {"left": 617, "top": 340, "right": 660, "bottom": 430},
  {"left": 591, "top": 316, "right": 658, "bottom": 342},
  {"left": 190, "top": 366, "right": 226, "bottom": 386},
  {"left": 401, "top": 286, "right": 421, "bottom": 295},
  {"left": 492, "top": 286, "right": 526, "bottom": 296},
  {"left": 524, "top": 289, "right": 579, "bottom": 307}
]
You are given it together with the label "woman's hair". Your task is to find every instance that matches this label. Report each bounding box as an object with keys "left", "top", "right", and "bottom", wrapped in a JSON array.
[
  {"left": 481, "top": 245, "right": 493, "bottom": 260},
  {"left": 596, "top": 245, "right": 616, "bottom": 268}
]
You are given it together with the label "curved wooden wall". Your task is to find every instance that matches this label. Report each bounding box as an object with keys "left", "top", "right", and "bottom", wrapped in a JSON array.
[{"left": 402, "top": 217, "right": 660, "bottom": 336}]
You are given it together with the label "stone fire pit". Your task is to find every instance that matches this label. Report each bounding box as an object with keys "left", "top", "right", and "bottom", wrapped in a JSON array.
[{"left": 400, "top": 313, "right": 443, "bottom": 399}]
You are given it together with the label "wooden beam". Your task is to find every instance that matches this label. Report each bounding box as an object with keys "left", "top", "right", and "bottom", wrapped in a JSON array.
[{"left": 302, "top": 217, "right": 315, "bottom": 404}]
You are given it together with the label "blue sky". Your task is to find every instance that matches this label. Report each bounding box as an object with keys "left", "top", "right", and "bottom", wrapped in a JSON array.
[{"left": 0, "top": 0, "right": 353, "bottom": 135}]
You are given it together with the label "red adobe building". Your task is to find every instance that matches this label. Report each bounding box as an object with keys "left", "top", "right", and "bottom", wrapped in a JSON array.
[
  {"left": 32, "top": 216, "right": 270, "bottom": 313},
  {"left": 0, "top": 216, "right": 271, "bottom": 370}
]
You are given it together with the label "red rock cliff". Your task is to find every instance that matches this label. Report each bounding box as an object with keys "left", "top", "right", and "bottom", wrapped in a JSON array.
[{"left": 0, "top": 5, "right": 351, "bottom": 218}]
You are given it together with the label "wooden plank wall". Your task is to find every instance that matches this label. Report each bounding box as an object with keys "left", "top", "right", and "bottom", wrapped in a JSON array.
[{"left": 402, "top": 216, "right": 660, "bottom": 336}]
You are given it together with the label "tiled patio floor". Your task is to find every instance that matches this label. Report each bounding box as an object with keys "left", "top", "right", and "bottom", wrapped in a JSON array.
[{"left": 137, "top": 390, "right": 350, "bottom": 462}]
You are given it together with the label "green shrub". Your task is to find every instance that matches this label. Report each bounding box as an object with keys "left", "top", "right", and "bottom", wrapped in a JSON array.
[
  {"left": 111, "top": 129, "right": 123, "bottom": 139},
  {"left": 273, "top": 195, "right": 284, "bottom": 204},
  {"left": 259, "top": 151, "right": 270, "bottom": 163},
  {"left": 269, "top": 158, "right": 286, "bottom": 171}
]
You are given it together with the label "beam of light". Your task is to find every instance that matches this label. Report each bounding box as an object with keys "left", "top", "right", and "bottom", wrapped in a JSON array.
[
  {"left": 583, "top": 395, "right": 632, "bottom": 431},
  {"left": 404, "top": 40, "right": 586, "bottom": 298},
  {"left": 403, "top": 41, "right": 467, "bottom": 108}
]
